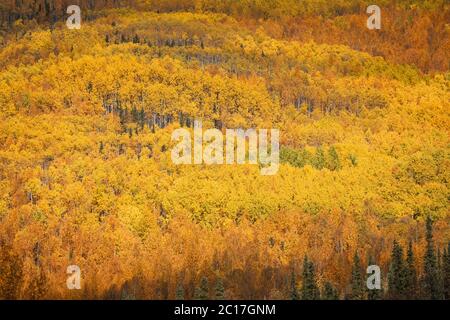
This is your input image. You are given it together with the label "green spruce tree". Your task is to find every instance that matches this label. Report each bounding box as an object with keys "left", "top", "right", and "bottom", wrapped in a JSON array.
[
  {"left": 327, "top": 146, "right": 341, "bottom": 171},
  {"left": 322, "top": 282, "right": 339, "bottom": 300},
  {"left": 444, "top": 242, "right": 450, "bottom": 300},
  {"left": 194, "top": 277, "right": 209, "bottom": 300},
  {"left": 139, "top": 108, "right": 146, "bottom": 129},
  {"left": 351, "top": 252, "right": 365, "bottom": 300},
  {"left": 405, "top": 241, "right": 418, "bottom": 299},
  {"left": 388, "top": 241, "right": 407, "bottom": 299},
  {"left": 301, "top": 256, "right": 320, "bottom": 300},
  {"left": 290, "top": 270, "right": 299, "bottom": 300},
  {"left": 176, "top": 282, "right": 184, "bottom": 300},
  {"left": 367, "top": 255, "right": 382, "bottom": 300},
  {"left": 214, "top": 278, "right": 225, "bottom": 300},
  {"left": 422, "top": 216, "right": 439, "bottom": 299},
  {"left": 313, "top": 147, "right": 325, "bottom": 170},
  {"left": 437, "top": 248, "right": 445, "bottom": 299}
]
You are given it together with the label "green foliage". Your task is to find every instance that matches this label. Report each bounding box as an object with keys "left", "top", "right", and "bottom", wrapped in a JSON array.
[
  {"left": 280, "top": 147, "right": 310, "bottom": 168},
  {"left": 312, "top": 147, "right": 326, "bottom": 170},
  {"left": 194, "top": 277, "right": 209, "bottom": 300},
  {"left": 367, "top": 255, "right": 382, "bottom": 300},
  {"left": 281, "top": 146, "right": 341, "bottom": 171},
  {"left": 289, "top": 270, "right": 299, "bottom": 300},
  {"left": 405, "top": 242, "right": 417, "bottom": 299},
  {"left": 176, "top": 282, "right": 185, "bottom": 300},
  {"left": 388, "top": 241, "right": 407, "bottom": 299},
  {"left": 444, "top": 242, "right": 450, "bottom": 300},
  {"left": 423, "top": 217, "right": 439, "bottom": 299},
  {"left": 322, "top": 282, "right": 339, "bottom": 300},
  {"left": 301, "top": 256, "right": 320, "bottom": 300},
  {"left": 214, "top": 278, "right": 225, "bottom": 300},
  {"left": 348, "top": 154, "right": 358, "bottom": 167},
  {"left": 327, "top": 146, "right": 341, "bottom": 171},
  {"left": 351, "top": 252, "right": 365, "bottom": 300}
]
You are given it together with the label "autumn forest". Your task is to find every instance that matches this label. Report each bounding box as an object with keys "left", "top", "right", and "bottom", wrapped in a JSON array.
[{"left": 0, "top": 0, "right": 449, "bottom": 300}]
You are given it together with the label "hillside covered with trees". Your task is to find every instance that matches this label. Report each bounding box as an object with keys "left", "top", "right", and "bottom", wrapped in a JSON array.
[{"left": 0, "top": 0, "right": 449, "bottom": 299}]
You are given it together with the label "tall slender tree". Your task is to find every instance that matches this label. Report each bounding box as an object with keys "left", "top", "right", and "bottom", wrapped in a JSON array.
[
  {"left": 301, "top": 256, "right": 320, "bottom": 300},
  {"left": 367, "top": 255, "right": 382, "bottom": 300},
  {"left": 422, "top": 216, "right": 439, "bottom": 299},
  {"left": 444, "top": 242, "right": 450, "bottom": 300},
  {"left": 194, "top": 277, "right": 209, "bottom": 300},
  {"left": 351, "top": 252, "right": 365, "bottom": 300},
  {"left": 289, "top": 270, "right": 299, "bottom": 300},
  {"left": 176, "top": 282, "right": 185, "bottom": 300},
  {"left": 405, "top": 242, "right": 417, "bottom": 299},
  {"left": 214, "top": 278, "right": 225, "bottom": 300},
  {"left": 388, "top": 241, "right": 407, "bottom": 299},
  {"left": 437, "top": 248, "right": 445, "bottom": 299}
]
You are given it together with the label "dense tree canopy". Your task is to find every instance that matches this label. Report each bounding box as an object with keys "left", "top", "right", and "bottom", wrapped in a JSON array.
[{"left": 0, "top": 1, "right": 448, "bottom": 299}]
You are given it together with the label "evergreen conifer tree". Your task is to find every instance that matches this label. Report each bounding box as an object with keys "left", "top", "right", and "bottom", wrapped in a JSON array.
[
  {"left": 327, "top": 146, "right": 341, "bottom": 171},
  {"left": 301, "top": 256, "right": 320, "bottom": 300},
  {"left": 290, "top": 270, "right": 299, "bottom": 300},
  {"left": 444, "top": 242, "right": 450, "bottom": 300},
  {"left": 388, "top": 241, "right": 407, "bottom": 299},
  {"left": 322, "top": 282, "right": 339, "bottom": 300},
  {"left": 194, "top": 277, "right": 209, "bottom": 300},
  {"left": 367, "top": 255, "right": 382, "bottom": 300},
  {"left": 437, "top": 248, "right": 445, "bottom": 299},
  {"left": 422, "top": 216, "right": 439, "bottom": 299},
  {"left": 351, "top": 252, "right": 365, "bottom": 300},
  {"left": 214, "top": 278, "right": 225, "bottom": 300},
  {"left": 313, "top": 147, "right": 325, "bottom": 170},
  {"left": 405, "top": 241, "right": 417, "bottom": 299},
  {"left": 176, "top": 283, "right": 184, "bottom": 300}
]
